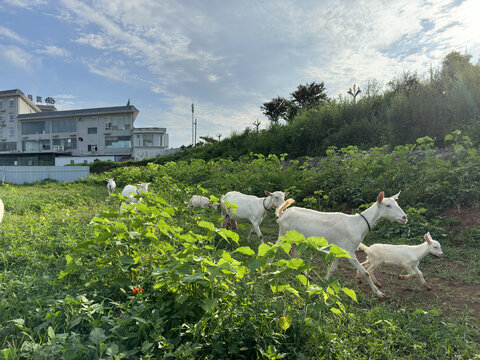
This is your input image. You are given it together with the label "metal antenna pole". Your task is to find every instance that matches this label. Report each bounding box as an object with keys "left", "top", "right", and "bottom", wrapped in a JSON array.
[{"left": 191, "top": 103, "right": 194, "bottom": 146}]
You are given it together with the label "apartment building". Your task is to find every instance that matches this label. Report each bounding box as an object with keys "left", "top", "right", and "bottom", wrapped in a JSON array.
[{"left": 0, "top": 89, "right": 171, "bottom": 165}]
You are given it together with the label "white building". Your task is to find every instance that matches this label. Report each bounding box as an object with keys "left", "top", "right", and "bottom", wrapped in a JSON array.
[{"left": 0, "top": 89, "right": 173, "bottom": 165}]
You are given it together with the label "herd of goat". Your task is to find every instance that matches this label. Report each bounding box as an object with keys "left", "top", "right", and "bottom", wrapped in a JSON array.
[{"left": 108, "top": 178, "right": 443, "bottom": 299}]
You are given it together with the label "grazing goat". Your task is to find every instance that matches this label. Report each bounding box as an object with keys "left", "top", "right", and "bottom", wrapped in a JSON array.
[
  {"left": 221, "top": 190, "right": 288, "bottom": 243},
  {"left": 356, "top": 232, "right": 443, "bottom": 290},
  {"left": 276, "top": 192, "right": 407, "bottom": 299},
  {"left": 187, "top": 195, "right": 219, "bottom": 210},
  {"left": 121, "top": 183, "right": 150, "bottom": 205},
  {"left": 106, "top": 178, "right": 116, "bottom": 196},
  {"left": 0, "top": 198, "right": 4, "bottom": 223}
]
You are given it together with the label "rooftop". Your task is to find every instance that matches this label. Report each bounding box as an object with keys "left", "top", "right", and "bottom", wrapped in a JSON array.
[{"left": 17, "top": 105, "right": 139, "bottom": 120}]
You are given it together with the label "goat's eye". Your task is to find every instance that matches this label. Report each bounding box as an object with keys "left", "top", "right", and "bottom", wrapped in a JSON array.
[{"left": 386, "top": 204, "right": 391, "bottom": 208}]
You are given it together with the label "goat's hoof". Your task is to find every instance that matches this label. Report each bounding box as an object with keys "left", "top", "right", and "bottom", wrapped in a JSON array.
[
  {"left": 377, "top": 292, "right": 387, "bottom": 300},
  {"left": 426, "top": 286, "right": 432, "bottom": 291}
]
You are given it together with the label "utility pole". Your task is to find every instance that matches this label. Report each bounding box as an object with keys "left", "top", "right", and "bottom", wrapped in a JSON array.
[
  {"left": 253, "top": 119, "right": 261, "bottom": 133},
  {"left": 191, "top": 103, "right": 195, "bottom": 146},
  {"left": 194, "top": 118, "right": 197, "bottom": 147},
  {"left": 217, "top": 133, "right": 221, "bottom": 142}
]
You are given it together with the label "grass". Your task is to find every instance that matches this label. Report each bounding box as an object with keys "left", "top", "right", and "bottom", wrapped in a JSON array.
[{"left": 0, "top": 180, "right": 479, "bottom": 359}]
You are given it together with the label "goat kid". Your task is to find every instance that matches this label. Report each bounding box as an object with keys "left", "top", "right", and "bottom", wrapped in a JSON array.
[
  {"left": 187, "top": 195, "right": 219, "bottom": 210},
  {"left": 106, "top": 178, "right": 116, "bottom": 196},
  {"left": 356, "top": 232, "right": 443, "bottom": 290},
  {"left": 276, "top": 191, "right": 407, "bottom": 299},
  {"left": 221, "top": 190, "right": 288, "bottom": 243}
]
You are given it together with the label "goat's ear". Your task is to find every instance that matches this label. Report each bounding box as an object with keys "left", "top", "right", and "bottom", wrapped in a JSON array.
[
  {"left": 284, "top": 192, "right": 289, "bottom": 196},
  {"left": 265, "top": 191, "right": 272, "bottom": 196},
  {"left": 377, "top": 191, "right": 384, "bottom": 203},
  {"left": 425, "top": 232, "right": 432, "bottom": 243},
  {"left": 392, "top": 191, "right": 401, "bottom": 200}
]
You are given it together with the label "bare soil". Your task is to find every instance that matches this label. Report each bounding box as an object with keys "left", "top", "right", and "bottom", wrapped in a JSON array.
[{"left": 332, "top": 209, "right": 480, "bottom": 320}]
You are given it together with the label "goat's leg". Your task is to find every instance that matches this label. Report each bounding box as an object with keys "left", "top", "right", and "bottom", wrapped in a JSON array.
[
  {"left": 398, "top": 273, "right": 413, "bottom": 280},
  {"left": 365, "top": 264, "right": 382, "bottom": 288},
  {"left": 326, "top": 258, "right": 340, "bottom": 279},
  {"left": 248, "top": 224, "right": 263, "bottom": 243},
  {"left": 413, "top": 266, "right": 432, "bottom": 290},
  {"left": 357, "top": 260, "right": 370, "bottom": 283},
  {"left": 348, "top": 257, "right": 385, "bottom": 299}
]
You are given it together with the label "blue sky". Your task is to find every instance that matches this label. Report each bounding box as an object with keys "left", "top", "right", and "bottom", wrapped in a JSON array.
[{"left": 1, "top": 0, "right": 479, "bottom": 148}]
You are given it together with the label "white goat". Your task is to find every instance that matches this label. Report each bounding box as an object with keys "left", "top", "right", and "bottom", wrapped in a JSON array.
[
  {"left": 187, "top": 195, "right": 219, "bottom": 210},
  {"left": 106, "top": 178, "right": 116, "bottom": 195},
  {"left": 221, "top": 190, "right": 289, "bottom": 243},
  {"left": 356, "top": 232, "right": 443, "bottom": 290},
  {"left": 276, "top": 191, "right": 407, "bottom": 299},
  {"left": 0, "top": 198, "right": 4, "bottom": 223},
  {"left": 121, "top": 183, "right": 150, "bottom": 205}
]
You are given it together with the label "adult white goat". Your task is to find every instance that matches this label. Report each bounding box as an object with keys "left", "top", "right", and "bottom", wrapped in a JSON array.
[
  {"left": 276, "top": 191, "right": 407, "bottom": 299},
  {"left": 121, "top": 183, "right": 150, "bottom": 205},
  {"left": 356, "top": 232, "right": 443, "bottom": 290},
  {"left": 187, "top": 195, "right": 219, "bottom": 210},
  {"left": 221, "top": 190, "right": 288, "bottom": 243},
  {"left": 106, "top": 178, "right": 116, "bottom": 196}
]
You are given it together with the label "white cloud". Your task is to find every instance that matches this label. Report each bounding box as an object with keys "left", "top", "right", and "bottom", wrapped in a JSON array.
[
  {"left": 52, "top": 94, "right": 75, "bottom": 99},
  {"left": 0, "top": 45, "right": 38, "bottom": 71},
  {"left": 36, "top": 45, "right": 70, "bottom": 57},
  {"left": 0, "top": 25, "right": 27, "bottom": 43},
  {"left": 1, "top": 0, "right": 47, "bottom": 9}
]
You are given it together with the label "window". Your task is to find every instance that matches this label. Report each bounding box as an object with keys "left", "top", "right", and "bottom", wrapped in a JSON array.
[
  {"left": 105, "top": 135, "right": 131, "bottom": 148},
  {"left": 0, "top": 129, "right": 3, "bottom": 138},
  {"left": 0, "top": 100, "right": 3, "bottom": 109},
  {"left": 105, "top": 114, "right": 131, "bottom": 130},
  {"left": 22, "top": 120, "right": 51, "bottom": 134},
  {"left": 9, "top": 98, "right": 14, "bottom": 107},
  {"left": 88, "top": 145, "right": 98, "bottom": 151},
  {"left": 53, "top": 138, "right": 77, "bottom": 150},
  {"left": 142, "top": 134, "right": 154, "bottom": 146},
  {"left": 87, "top": 127, "right": 97, "bottom": 134},
  {"left": 9, "top": 113, "right": 15, "bottom": 122},
  {"left": 9, "top": 127, "right": 14, "bottom": 136},
  {"left": 23, "top": 140, "right": 51, "bottom": 151},
  {"left": 52, "top": 118, "right": 76, "bottom": 133},
  {"left": 0, "top": 115, "right": 3, "bottom": 123},
  {"left": 0, "top": 142, "right": 16, "bottom": 151},
  {"left": 70, "top": 160, "right": 75, "bottom": 165}
]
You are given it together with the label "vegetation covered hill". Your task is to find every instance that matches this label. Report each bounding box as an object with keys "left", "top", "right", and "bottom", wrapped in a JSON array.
[{"left": 90, "top": 51, "right": 480, "bottom": 174}]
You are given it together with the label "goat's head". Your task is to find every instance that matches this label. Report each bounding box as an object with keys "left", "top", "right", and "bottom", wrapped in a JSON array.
[
  {"left": 425, "top": 232, "right": 443, "bottom": 257},
  {"left": 136, "top": 183, "right": 151, "bottom": 192},
  {"left": 106, "top": 178, "right": 114, "bottom": 183},
  {"left": 377, "top": 191, "right": 407, "bottom": 224},
  {"left": 265, "top": 190, "right": 289, "bottom": 208}
]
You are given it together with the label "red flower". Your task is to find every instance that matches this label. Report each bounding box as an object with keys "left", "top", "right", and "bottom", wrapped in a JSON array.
[{"left": 132, "top": 287, "right": 144, "bottom": 294}]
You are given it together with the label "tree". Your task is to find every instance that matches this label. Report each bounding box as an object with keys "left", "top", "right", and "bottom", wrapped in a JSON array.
[
  {"left": 261, "top": 96, "right": 289, "bottom": 124},
  {"left": 290, "top": 82, "right": 328, "bottom": 110},
  {"left": 347, "top": 84, "right": 361, "bottom": 103}
]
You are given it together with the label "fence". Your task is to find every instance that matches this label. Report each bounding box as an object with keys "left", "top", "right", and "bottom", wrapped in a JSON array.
[{"left": 0, "top": 166, "right": 90, "bottom": 184}]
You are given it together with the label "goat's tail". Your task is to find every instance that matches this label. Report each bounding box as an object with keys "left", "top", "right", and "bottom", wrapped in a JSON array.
[
  {"left": 357, "top": 243, "right": 369, "bottom": 252},
  {"left": 275, "top": 198, "right": 295, "bottom": 218}
]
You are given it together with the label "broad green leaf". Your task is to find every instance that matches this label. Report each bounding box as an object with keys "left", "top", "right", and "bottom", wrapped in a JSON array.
[
  {"left": 183, "top": 272, "right": 206, "bottom": 283},
  {"left": 202, "top": 298, "right": 218, "bottom": 313},
  {"left": 296, "top": 274, "right": 308, "bottom": 286},
  {"left": 197, "top": 220, "right": 216, "bottom": 232},
  {"left": 286, "top": 257, "right": 304, "bottom": 269},
  {"left": 279, "top": 316, "right": 291, "bottom": 331},
  {"left": 234, "top": 246, "right": 255, "bottom": 256},
  {"left": 257, "top": 243, "right": 271, "bottom": 257},
  {"left": 307, "top": 236, "right": 329, "bottom": 248},
  {"left": 329, "top": 244, "right": 351, "bottom": 258},
  {"left": 342, "top": 287, "right": 357, "bottom": 302},
  {"left": 330, "top": 307, "right": 342, "bottom": 315},
  {"left": 89, "top": 327, "right": 106, "bottom": 345},
  {"left": 281, "top": 230, "right": 305, "bottom": 244},
  {"left": 47, "top": 326, "right": 55, "bottom": 339}
]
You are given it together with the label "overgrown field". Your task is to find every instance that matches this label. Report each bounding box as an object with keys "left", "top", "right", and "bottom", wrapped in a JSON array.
[{"left": 1, "top": 135, "right": 480, "bottom": 359}]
